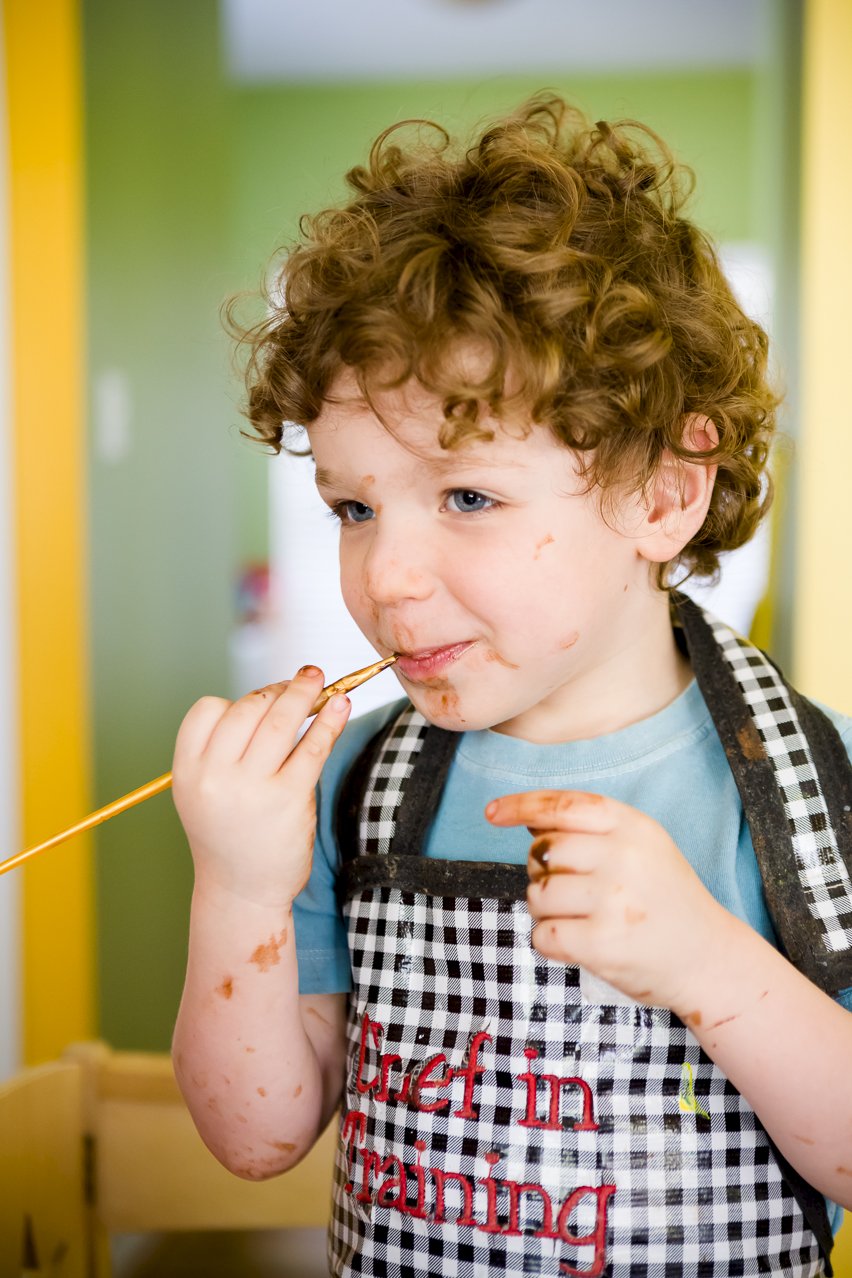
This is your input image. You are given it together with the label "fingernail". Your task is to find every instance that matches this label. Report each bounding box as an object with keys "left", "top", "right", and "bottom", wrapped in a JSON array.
[
  {"left": 298, "top": 665, "right": 322, "bottom": 678},
  {"left": 485, "top": 800, "right": 499, "bottom": 819},
  {"left": 329, "top": 694, "right": 350, "bottom": 713}
]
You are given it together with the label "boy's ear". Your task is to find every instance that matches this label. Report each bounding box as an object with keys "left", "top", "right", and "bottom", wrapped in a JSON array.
[{"left": 637, "top": 414, "right": 719, "bottom": 565}]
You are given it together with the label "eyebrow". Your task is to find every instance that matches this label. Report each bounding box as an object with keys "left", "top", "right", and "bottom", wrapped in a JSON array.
[{"left": 313, "top": 456, "right": 512, "bottom": 490}]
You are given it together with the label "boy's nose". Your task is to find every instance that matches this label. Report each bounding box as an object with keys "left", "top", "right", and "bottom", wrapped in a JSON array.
[{"left": 362, "top": 526, "right": 435, "bottom": 606}]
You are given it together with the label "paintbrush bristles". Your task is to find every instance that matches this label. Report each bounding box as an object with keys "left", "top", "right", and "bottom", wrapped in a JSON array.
[
  {"left": 0, "top": 653, "right": 399, "bottom": 877},
  {"left": 310, "top": 653, "right": 398, "bottom": 713}
]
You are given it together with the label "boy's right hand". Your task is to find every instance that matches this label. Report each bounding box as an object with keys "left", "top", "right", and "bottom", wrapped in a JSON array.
[{"left": 171, "top": 665, "right": 351, "bottom": 908}]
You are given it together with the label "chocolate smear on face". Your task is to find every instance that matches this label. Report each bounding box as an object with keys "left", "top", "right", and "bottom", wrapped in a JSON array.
[{"left": 484, "top": 649, "right": 520, "bottom": 669}]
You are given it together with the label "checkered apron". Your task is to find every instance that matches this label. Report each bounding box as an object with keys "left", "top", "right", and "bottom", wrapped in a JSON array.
[{"left": 327, "top": 596, "right": 852, "bottom": 1277}]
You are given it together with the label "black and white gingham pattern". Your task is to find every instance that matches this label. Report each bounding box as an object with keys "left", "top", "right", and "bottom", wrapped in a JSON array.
[
  {"left": 328, "top": 700, "right": 828, "bottom": 1277},
  {"left": 709, "top": 614, "right": 852, "bottom": 955},
  {"left": 358, "top": 710, "right": 429, "bottom": 857},
  {"left": 331, "top": 890, "right": 823, "bottom": 1277}
]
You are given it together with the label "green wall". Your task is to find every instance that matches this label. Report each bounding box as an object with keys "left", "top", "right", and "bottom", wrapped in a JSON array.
[
  {"left": 84, "top": 4, "right": 785, "bottom": 1049},
  {"left": 231, "top": 70, "right": 759, "bottom": 278},
  {"left": 85, "top": 0, "right": 235, "bottom": 1049}
]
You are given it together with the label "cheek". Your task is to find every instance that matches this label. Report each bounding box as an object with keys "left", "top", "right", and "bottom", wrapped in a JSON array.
[{"left": 339, "top": 551, "right": 376, "bottom": 624}]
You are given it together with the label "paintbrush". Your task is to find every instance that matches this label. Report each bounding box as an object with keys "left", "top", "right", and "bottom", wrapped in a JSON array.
[{"left": 0, "top": 654, "right": 398, "bottom": 877}]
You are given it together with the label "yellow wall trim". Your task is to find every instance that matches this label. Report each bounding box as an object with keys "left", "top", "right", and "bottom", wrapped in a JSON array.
[
  {"left": 4, "top": 0, "right": 94, "bottom": 1061},
  {"left": 794, "top": 0, "right": 852, "bottom": 710}
]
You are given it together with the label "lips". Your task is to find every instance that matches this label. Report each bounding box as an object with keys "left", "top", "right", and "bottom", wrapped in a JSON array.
[{"left": 394, "top": 642, "right": 475, "bottom": 681}]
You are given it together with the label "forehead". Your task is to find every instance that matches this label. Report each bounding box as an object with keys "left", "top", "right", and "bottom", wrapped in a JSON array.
[{"left": 308, "top": 367, "right": 544, "bottom": 474}]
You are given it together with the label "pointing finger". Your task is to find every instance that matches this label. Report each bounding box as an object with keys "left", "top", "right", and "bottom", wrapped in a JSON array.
[{"left": 485, "top": 790, "right": 618, "bottom": 834}]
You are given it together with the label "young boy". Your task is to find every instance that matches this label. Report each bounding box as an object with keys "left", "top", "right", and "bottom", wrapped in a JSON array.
[{"left": 171, "top": 97, "right": 852, "bottom": 1277}]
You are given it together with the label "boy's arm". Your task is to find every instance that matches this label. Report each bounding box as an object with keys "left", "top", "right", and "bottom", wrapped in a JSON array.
[
  {"left": 488, "top": 788, "right": 852, "bottom": 1211},
  {"left": 169, "top": 666, "right": 354, "bottom": 1179},
  {"left": 172, "top": 877, "right": 347, "bottom": 1180},
  {"left": 669, "top": 912, "right": 852, "bottom": 1210}
]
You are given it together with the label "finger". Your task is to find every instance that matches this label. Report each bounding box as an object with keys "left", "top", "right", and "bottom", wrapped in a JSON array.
[
  {"left": 486, "top": 790, "right": 618, "bottom": 834},
  {"left": 235, "top": 666, "right": 327, "bottom": 773},
  {"left": 527, "top": 872, "right": 596, "bottom": 921},
  {"left": 173, "top": 695, "right": 233, "bottom": 771},
  {"left": 197, "top": 680, "right": 289, "bottom": 767},
  {"left": 527, "top": 833, "right": 598, "bottom": 881},
  {"left": 278, "top": 693, "right": 352, "bottom": 792},
  {"left": 531, "top": 916, "right": 592, "bottom": 963}
]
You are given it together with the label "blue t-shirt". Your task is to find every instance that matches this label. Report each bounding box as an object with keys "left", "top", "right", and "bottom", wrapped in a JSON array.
[{"left": 294, "top": 676, "right": 852, "bottom": 1235}]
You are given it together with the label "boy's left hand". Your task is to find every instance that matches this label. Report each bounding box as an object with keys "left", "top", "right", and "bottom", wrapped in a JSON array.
[{"left": 486, "top": 790, "right": 735, "bottom": 1014}]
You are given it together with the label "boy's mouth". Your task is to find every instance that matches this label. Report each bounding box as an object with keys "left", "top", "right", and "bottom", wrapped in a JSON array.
[{"left": 394, "top": 642, "right": 475, "bottom": 682}]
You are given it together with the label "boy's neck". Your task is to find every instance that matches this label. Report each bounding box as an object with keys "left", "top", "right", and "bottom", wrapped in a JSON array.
[{"left": 492, "top": 593, "right": 693, "bottom": 745}]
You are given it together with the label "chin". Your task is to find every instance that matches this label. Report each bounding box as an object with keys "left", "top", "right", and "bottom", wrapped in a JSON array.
[{"left": 407, "top": 686, "right": 506, "bottom": 734}]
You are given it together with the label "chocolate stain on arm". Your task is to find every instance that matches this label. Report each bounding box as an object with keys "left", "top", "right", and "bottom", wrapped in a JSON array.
[
  {"left": 707, "top": 1012, "right": 740, "bottom": 1030},
  {"left": 706, "top": 991, "right": 766, "bottom": 1031},
  {"left": 217, "top": 976, "right": 234, "bottom": 999},
  {"left": 249, "top": 928, "right": 288, "bottom": 972}
]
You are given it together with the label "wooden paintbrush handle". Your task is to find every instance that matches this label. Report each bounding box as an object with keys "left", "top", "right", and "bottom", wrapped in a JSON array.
[{"left": 0, "top": 653, "right": 397, "bottom": 876}]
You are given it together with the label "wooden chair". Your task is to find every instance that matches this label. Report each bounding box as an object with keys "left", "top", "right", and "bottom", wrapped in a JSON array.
[{"left": 0, "top": 1040, "right": 336, "bottom": 1277}]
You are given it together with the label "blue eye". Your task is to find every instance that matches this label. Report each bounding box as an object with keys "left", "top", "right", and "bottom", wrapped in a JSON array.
[
  {"left": 331, "top": 500, "right": 375, "bottom": 525},
  {"left": 339, "top": 495, "right": 372, "bottom": 521},
  {"left": 446, "top": 489, "right": 495, "bottom": 514}
]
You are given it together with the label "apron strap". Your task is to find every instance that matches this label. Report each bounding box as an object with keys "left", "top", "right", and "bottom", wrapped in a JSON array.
[
  {"left": 388, "top": 722, "right": 459, "bottom": 859},
  {"left": 334, "top": 723, "right": 389, "bottom": 866},
  {"left": 672, "top": 591, "right": 852, "bottom": 996}
]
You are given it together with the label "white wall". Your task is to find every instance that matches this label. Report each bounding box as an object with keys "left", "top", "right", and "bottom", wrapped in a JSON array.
[{"left": 0, "top": 6, "right": 22, "bottom": 1081}]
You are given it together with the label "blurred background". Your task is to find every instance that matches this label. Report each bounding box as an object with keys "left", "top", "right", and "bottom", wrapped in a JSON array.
[{"left": 0, "top": 0, "right": 849, "bottom": 1089}]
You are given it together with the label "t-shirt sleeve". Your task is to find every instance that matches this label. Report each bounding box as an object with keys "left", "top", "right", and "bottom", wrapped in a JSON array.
[
  {"left": 292, "top": 794, "right": 352, "bottom": 996},
  {"left": 292, "top": 698, "right": 406, "bottom": 995}
]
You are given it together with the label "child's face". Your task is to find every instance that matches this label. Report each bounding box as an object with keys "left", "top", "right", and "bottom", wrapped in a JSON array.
[{"left": 308, "top": 374, "right": 664, "bottom": 739}]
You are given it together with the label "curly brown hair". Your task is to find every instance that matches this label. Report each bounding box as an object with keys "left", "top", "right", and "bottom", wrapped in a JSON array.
[{"left": 231, "top": 93, "right": 779, "bottom": 584}]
